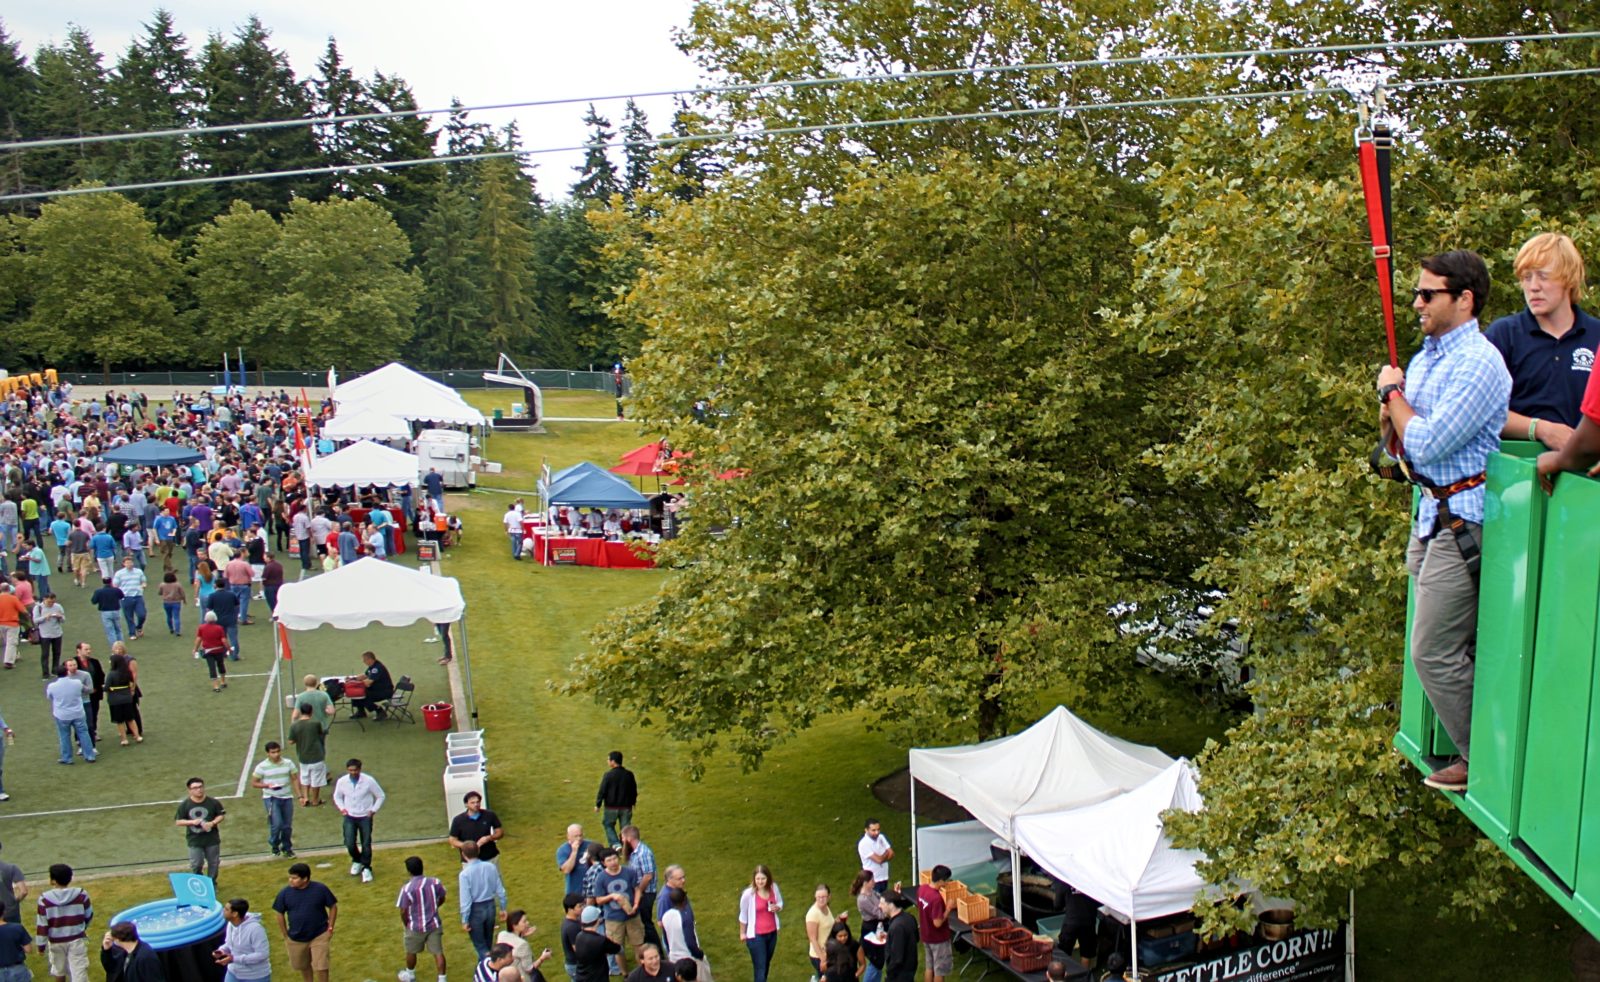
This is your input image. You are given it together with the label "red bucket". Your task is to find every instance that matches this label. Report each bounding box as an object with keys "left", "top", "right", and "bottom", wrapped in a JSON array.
[{"left": 422, "top": 703, "right": 454, "bottom": 731}]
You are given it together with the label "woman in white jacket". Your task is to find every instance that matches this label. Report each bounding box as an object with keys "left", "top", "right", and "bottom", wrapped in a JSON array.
[
  {"left": 216, "top": 898, "right": 271, "bottom": 982},
  {"left": 736, "top": 865, "right": 783, "bottom": 982}
]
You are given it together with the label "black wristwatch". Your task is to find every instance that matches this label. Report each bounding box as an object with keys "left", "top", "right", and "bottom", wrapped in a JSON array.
[{"left": 1378, "top": 383, "right": 1403, "bottom": 405}]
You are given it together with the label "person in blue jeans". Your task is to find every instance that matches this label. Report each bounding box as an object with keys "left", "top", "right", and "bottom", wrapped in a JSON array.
[
  {"left": 112, "top": 557, "right": 147, "bottom": 640},
  {"left": 90, "top": 577, "right": 125, "bottom": 645},
  {"left": 46, "top": 665, "right": 96, "bottom": 764},
  {"left": 251, "top": 742, "right": 297, "bottom": 858},
  {"left": 205, "top": 585, "right": 241, "bottom": 660},
  {"left": 738, "top": 865, "right": 783, "bottom": 982}
]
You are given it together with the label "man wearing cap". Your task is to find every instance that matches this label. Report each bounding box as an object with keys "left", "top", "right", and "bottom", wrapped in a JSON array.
[
  {"left": 572, "top": 905, "right": 620, "bottom": 982},
  {"left": 881, "top": 891, "right": 919, "bottom": 982}
]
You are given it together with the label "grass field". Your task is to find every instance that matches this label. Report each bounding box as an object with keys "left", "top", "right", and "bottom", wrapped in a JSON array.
[{"left": 0, "top": 389, "right": 1576, "bottom": 980}]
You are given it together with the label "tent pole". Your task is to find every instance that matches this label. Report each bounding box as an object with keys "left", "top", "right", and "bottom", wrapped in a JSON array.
[
  {"left": 909, "top": 774, "right": 918, "bottom": 884},
  {"left": 1131, "top": 913, "right": 1139, "bottom": 979},
  {"left": 1347, "top": 889, "right": 1356, "bottom": 982},
  {"left": 275, "top": 628, "right": 287, "bottom": 746},
  {"left": 1009, "top": 841, "right": 1022, "bottom": 928},
  {"left": 458, "top": 615, "right": 476, "bottom": 726}
]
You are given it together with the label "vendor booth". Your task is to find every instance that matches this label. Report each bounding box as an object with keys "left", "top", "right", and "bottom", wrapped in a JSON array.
[
  {"left": 529, "top": 462, "right": 656, "bottom": 568},
  {"left": 332, "top": 361, "right": 459, "bottom": 404},
  {"left": 97, "top": 438, "right": 205, "bottom": 467}
]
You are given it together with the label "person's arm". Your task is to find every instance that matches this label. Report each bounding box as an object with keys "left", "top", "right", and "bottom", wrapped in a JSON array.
[
  {"left": 447, "top": 817, "right": 467, "bottom": 852},
  {"left": 275, "top": 912, "right": 289, "bottom": 939},
  {"left": 807, "top": 915, "right": 822, "bottom": 955},
  {"left": 558, "top": 842, "right": 579, "bottom": 874},
  {"left": 737, "top": 889, "right": 750, "bottom": 941},
  {"left": 1540, "top": 415, "right": 1600, "bottom": 491},
  {"left": 459, "top": 872, "right": 472, "bottom": 925},
  {"left": 485, "top": 819, "right": 504, "bottom": 845},
  {"left": 368, "top": 777, "right": 385, "bottom": 813}
]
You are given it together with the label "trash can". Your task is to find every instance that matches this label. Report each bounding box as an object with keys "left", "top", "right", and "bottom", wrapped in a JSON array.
[
  {"left": 423, "top": 702, "right": 454, "bottom": 731},
  {"left": 493, "top": 408, "right": 504, "bottom": 421}
]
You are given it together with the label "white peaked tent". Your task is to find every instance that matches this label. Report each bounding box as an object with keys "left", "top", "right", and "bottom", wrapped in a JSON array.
[
  {"left": 275, "top": 558, "right": 464, "bottom": 630},
  {"left": 306, "top": 440, "right": 419, "bottom": 489},
  {"left": 333, "top": 362, "right": 459, "bottom": 403},
  {"left": 272, "top": 560, "right": 476, "bottom": 738},
  {"left": 907, "top": 707, "right": 1174, "bottom": 929},
  {"left": 338, "top": 384, "right": 485, "bottom": 427},
  {"left": 1013, "top": 761, "right": 1208, "bottom": 978},
  {"left": 322, "top": 407, "right": 412, "bottom": 443}
]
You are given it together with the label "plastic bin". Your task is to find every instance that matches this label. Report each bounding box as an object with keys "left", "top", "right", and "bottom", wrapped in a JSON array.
[{"left": 423, "top": 702, "right": 454, "bottom": 731}]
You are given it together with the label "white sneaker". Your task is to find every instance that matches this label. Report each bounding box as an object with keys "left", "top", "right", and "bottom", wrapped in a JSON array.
[
  {"left": 422, "top": 636, "right": 439, "bottom": 643},
  {"left": 350, "top": 862, "right": 363, "bottom": 876},
  {"left": 361, "top": 867, "right": 374, "bottom": 883},
  {"left": 0, "top": 793, "right": 10, "bottom": 801},
  {"left": 398, "top": 970, "right": 416, "bottom": 982}
]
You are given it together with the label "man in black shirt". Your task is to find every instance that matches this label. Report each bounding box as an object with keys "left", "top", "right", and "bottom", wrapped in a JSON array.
[
  {"left": 558, "top": 894, "right": 585, "bottom": 981},
  {"left": 205, "top": 585, "right": 241, "bottom": 660},
  {"left": 572, "top": 906, "right": 620, "bottom": 982},
  {"left": 595, "top": 751, "right": 638, "bottom": 847},
  {"left": 352, "top": 651, "right": 393, "bottom": 720},
  {"left": 882, "top": 891, "right": 919, "bottom": 982},
  {"left": 447, "top": 792, "right": 503, "bottom": 864}
]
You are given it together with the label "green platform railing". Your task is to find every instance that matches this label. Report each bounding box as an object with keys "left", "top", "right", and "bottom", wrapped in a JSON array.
[{"left": 1395, "top": 440, "right": 1600, "bottom": 933}]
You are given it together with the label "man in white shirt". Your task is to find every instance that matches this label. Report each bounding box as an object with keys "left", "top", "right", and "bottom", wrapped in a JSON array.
[
  {"left": 858, "top": 818, "right": 894, "bottom": 894},
  {"left": 333, "top": 757, "right": 385, "bottom": 882},
  {"left": 502, "top": 501, "right": 525, "bottom": 560}
]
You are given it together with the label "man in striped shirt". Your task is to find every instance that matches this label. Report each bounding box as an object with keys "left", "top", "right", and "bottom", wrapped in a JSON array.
[
  {"left": 1378, "top": 249, "right": 1511, "bottom": 794},
  {"left": 395, "top": 856, "right": 447, "bottom": 982},
  {"left": 35, "top": 863, "right": 91, "bottom": 982},
  {"left": 474, "top": 942, "right": 518, "bottom": 982}
]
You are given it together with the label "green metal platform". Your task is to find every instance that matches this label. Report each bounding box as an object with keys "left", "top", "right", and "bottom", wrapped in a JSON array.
[{"left": 1395, "top": 440, "right": 1600, "bottom": 935}]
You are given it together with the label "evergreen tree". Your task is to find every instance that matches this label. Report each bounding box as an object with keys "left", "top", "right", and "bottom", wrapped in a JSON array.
[
  {"left": 442, "top": 98, "right": 491, "bottom": 187},
  {"left": 413, "top": 184, "right": 485, "bottom": 366},
  {"left": 110, "top": 11, "right": 210, "bottom": 240},
  {"left": 25, "top": 27, "right": 114, "bottom": 195},
  {"left": 0, "top": 23, "right": 38, "bottom": 210},
  {"left": 658, "top": 98, "right": 716, "bottom": 203},
  {"left": 311, "top": 37, "right": 368, "bottom": 195},
  {"left": 620, "top": 99, "right": 653, "bottom": 202},
  {"left": 349, "top": 71, "right": 441, "bottom": 245},
  {"left": 472, "top": 155, "right": 541, "bottom": 361},
  {"left": 188, "top": 199, "right": 283, "bottom": 359},
  {"left": 570, "top": 104, "right": 619, "bottom": 201},
  {"left": 195, "top": 18, "right": 323, "bottom": 215}
]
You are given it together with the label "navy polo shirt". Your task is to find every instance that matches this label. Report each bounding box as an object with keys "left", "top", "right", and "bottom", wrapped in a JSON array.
[{"left": 1483, "top": 305, "right": 1600, "bottom": 428}]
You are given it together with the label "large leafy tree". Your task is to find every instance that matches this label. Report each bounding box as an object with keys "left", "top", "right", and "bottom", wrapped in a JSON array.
[
  {"left": 22, "top": 192, "right": 179, "bottom": 374},
  {"left": 256, "top": 197, "right": 420, "bottom": 368},
  {"left": 560, "top": 149, "right": 1213, "bottom": 770},
  {"left": 187, "top": 200, "right": 284, "bottom": 360}
]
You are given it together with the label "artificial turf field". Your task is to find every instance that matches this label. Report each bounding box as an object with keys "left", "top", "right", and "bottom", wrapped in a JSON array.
[{"left": 0, "top": 387, "right": 1577, "bottom": 979}]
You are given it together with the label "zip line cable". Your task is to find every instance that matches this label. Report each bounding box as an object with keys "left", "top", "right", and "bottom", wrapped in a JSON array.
[
  {"left": 1, "top": 29, "right": 1596, "bottom": 153},
  {"left": 2, "top": 63, "right": 1598, "bottom": 203}
]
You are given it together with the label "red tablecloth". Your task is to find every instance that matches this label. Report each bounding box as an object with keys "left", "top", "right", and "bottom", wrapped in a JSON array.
[
  {"left": 532, "top": 533, "right": 655, "bottom": 569},
  {"left": 347, "top": 508, "right": 407, "bottom": 554}
]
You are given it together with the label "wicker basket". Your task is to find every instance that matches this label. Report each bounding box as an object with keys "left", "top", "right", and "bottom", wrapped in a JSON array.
[
  {"left": 957, "top": 894, "right": 992, "bottom": 925},
  {"left": 994, "top": 927, "right": 1034, "bottom": 959},
  {"left": 970, "top": 917, "right": 1013, "bottom": 949},
  {"left": 919, "top": 870, "right": 933, "bottom": 885},
  {"left": 1010, "top": 940, "right": 1055, "bottom": 973}
]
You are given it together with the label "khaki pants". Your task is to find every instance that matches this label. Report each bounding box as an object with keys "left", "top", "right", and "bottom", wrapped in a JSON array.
[{"left": 1407, "top": 526, "right": 1479, "bottom": 760}]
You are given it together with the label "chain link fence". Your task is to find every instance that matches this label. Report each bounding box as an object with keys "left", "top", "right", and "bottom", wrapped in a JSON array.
[{"left": 51, "top": 368, "right": 621, "bottom": 392}]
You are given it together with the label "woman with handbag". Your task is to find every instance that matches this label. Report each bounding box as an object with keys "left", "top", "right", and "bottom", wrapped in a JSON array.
[
  {"left": 33, "top": 592, "right": 64, "bottom": 679},
  {"left": 108, "top": 642, "right": 145, "bottom": 741},
  {"left": 105, "top": 653, "right": 142, "bottom": 745}
]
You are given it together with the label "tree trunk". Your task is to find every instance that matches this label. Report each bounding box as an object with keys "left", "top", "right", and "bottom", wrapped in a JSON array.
[{"left": 977, "top": 667, "right": 1004, "bottom": 740}]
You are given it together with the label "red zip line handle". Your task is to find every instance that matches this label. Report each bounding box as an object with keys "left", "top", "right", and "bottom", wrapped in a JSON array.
[{"left": 1357, "top": 136, "right": 1399, "bottom": 369}]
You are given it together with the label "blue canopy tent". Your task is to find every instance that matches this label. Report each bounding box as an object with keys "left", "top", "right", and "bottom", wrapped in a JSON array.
[
  {"left": 97, "top": 439, "right": 205, "bottom": 467},
  {"left": 547, "top": 463, "right": 650, "bottom": 509}
]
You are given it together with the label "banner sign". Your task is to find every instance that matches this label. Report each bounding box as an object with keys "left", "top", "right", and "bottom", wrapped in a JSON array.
[
  {"left": 1152, "top": 925, "right": 1345, "bottom": 982},
  {"left": 553, "top": 547, "right": 578, "bottom": 565}
]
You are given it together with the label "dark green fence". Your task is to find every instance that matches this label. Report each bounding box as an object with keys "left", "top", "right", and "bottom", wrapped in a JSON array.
[{"left": 53, "top": 368, "right": 621, "bottom": 392}]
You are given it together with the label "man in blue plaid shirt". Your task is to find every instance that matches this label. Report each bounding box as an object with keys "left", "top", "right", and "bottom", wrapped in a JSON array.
[{"left": 1377, "top": 250, "right": 1510, "bottom": 794}]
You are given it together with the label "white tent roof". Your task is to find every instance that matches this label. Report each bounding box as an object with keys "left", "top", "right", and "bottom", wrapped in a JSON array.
[
  {"left": 337, "top": 384, "right": 485, "bottom": 427},
  {"left": 1012, "top": 760, "right": 1208, "bottom": 921},
  {"left": 908, "top": 705, "right": 1174, "bottom": 842},
  {"left": 333, "top": 362, "right": 458, "bottom": 403},
  {"left": 322, "top": 407, "right": 412, "bottom": 442},
  {"left": 305, "top": 440, "right": 419, "bottom": 489},
  {"left": 275, "top": 559, "right": 465, "bottom": 630}
]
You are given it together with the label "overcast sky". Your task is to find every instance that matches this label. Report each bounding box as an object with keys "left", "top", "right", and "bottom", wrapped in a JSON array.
[{"left": 6, "top": 1, "right": 706, "bottom": 198}]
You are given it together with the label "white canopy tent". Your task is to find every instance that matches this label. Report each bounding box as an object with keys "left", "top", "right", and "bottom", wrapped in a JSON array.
[
  {"left": 1013, "top": 760, "right": 1208, "bottom": 978},
  {"left": 332, "top": 362, "right": 459, "bottom": 404},
  {"left": 322, "top": 407, "right": 412, "bottom": 443},
  {"left": 907, "top": 707, "right": 1174, "bottom": 936},
  {"left": 337, "top": 384, "right": 486, "bottom": 428},
  {"left": 305, "top": 440, "right": 420, "bottom": 489},
  {"left": 271, "top": 559, "right": 476, "bottom": 737}
]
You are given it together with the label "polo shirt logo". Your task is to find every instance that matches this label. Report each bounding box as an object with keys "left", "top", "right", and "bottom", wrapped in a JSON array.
[{"left": 1575, "top": 348, "right": 1595, "bottom": 373}]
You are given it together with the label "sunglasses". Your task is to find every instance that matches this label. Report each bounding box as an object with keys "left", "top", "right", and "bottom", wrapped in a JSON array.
[{"left": 1412, "top": 287, "right": 1462, "bottom": 303}]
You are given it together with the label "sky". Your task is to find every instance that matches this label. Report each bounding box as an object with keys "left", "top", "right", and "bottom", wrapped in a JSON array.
[{"left": 6, "top": 1, "right": 707, "bottom": 199}]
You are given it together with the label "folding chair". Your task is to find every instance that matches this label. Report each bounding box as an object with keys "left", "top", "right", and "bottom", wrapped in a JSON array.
[{"left": 382, "top": 676, "right": 416, "bottom": 724}]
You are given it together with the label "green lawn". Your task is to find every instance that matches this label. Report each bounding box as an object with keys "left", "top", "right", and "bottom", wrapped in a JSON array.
[{"left": 2, "top": 403, "right": 1576, "bottom": 980}]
